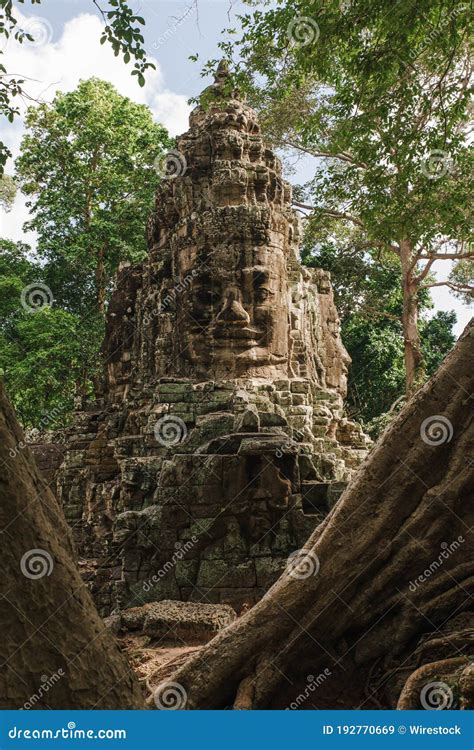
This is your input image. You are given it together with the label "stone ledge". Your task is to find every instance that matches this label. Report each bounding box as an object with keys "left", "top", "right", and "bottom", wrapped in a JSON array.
[{"left": 106, "top": 600, "right": 237, "bottom": 644}]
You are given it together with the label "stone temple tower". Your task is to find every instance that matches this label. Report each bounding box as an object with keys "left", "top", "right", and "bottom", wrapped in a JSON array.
[{"left": 54, "top": 63, "right": 370, "bottom": 615}]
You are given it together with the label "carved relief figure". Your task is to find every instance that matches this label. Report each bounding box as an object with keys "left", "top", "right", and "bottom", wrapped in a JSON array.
[{"left": 48, "top": 63, "right": 370, "bottom": 615}]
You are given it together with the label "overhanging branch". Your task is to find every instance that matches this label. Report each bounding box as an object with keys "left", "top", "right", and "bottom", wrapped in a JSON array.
[
  {"left": 281, "top": 139, "right": 368, "bottom": 170},
  {"left": 421, "top": 280, "right": 474, "bottom": 294},
  {"left": 418, "top": 252, "right": 474, "bottom": 261},
  {"left": 293, "top": 202, "right": 365, "bottom": 228}
]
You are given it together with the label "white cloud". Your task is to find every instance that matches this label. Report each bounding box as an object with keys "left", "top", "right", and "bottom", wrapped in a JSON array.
[
  {"left": 3, "top": 11, "right": 190, "bottom": 137},
  {"left": 1, "top": 11, "right": 470, "bottom": 337},
  {"left": 0, "top": 11, "right": 191, "bottom": 242}
]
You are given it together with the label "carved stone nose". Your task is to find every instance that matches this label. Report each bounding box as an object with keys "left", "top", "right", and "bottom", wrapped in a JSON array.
[{"left": 216, "top": 292, "right": 250, "bottom": 327}]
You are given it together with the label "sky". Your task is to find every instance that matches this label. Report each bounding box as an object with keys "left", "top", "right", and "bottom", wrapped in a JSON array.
[{"left": 1, "top": 0, "right": 471, "bottom": 335}]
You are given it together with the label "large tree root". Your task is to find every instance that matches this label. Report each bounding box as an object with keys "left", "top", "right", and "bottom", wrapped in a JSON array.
[
  {"left": 162, "top": 321, "right": 474, "bottom": 709},
  {"left": 0, "top": 384, "right": 144, "bottom": 709},
  {"left": 397, "top": 657, "right": 469, "bottom": 709}
]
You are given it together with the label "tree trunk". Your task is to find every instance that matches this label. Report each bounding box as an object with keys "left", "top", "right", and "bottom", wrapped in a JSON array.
[
  {"left": 165, "top": 321, "right": 473, "bottom": 710},
  {"left": 0, "top": 383, "right": 144, "bottom": 709},
  {"left": 400, "top": 238, "right": 424, "bottom": 394},
  {"left": 95, "top": 241, "right": 107, "bottom": 314}
]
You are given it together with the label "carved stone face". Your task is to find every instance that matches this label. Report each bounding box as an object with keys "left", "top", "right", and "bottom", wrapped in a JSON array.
[
  {"left": 323, "top": 311, "right": 351, "bottom": 395},
  {"left": 175, "top": 244, "right": 289, "bottom": 378}
]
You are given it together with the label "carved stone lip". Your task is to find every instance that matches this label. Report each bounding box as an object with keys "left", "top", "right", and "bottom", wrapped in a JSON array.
[
  {"left": 235, "top": 347, "right": 287, "bottom": 364},
  {"left": 212, "top": 326, "right": 262, "bottom": 343},
  {"left": 212, "top": 339, "right": 259, "bottom": 349}
]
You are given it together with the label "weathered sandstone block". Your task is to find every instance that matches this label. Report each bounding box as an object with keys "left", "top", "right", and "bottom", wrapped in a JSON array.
[{"left": 38, "top": 62, "right": 370, "bottom": 615}]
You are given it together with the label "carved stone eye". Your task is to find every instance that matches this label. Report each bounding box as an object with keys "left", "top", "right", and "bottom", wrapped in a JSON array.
[
  {"left": 255, "top": 288, "right": 272, "bottom": 303},
  {"left": 195, "top": 288, "right": 219, "bottom": 306},
  {"left": 253, "top": 270, "right": 268, "bottom": 286},
  {"left": 253, "top": 270, "right": 272, "bottom": 304}
]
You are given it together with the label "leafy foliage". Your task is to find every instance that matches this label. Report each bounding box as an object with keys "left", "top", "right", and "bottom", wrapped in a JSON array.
[
  {"left": 0, "top": 238, "right": 104, "bottom": 427},
  {"left": 0, "top": 174, "right": 16, "bottom": 210},
  {"left": 303, "top": 238, "right": 456, "bottom": 435},
  {"left": 0, "top": 0, "right": 156, "bottom": 170},
  {"left": 448, "top": 259, "right": 474, "bottom": 305},
  {"left": 343, "top": 309, "right": 456, "bottom": 437},
  {"left": 15, "top": 78, "right": 172, "bottom": 310},
  {"left": 212, "top": 0, "right": 473, "bottom": 390},
  {"left": 1, "top": 79, "right": 171, "bottom": 428}
]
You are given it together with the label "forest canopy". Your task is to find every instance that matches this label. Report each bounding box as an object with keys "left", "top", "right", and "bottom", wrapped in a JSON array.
[
  {"left": 0, "top": 79, "right": 171, "bottom": 427},
  {"left": 0, "top": 0, "right": 472, "bottom": 432},
  {"left": 1, "top": 0, "right": 473, "bottom": 720}
]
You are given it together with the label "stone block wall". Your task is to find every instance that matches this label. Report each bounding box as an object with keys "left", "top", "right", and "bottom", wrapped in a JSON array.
[{"left": 48, "top": 63, "right": 371, "bottom": 616}]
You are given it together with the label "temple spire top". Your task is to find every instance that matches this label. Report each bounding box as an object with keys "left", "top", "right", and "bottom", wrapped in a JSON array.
[{"left": 214, "top": 59, "right": 230, "bottom": 85}]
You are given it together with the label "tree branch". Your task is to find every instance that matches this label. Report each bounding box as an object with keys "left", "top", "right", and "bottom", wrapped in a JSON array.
[
  {"left": 293, "top": 202, "right": 365, "bottom": 228},
  {"left": 415, "top": 257, "right": 436, "bottom": 284},
  {"left": 417, "top": 253, "right": 474, "bottom": 261},
  {"left": 281, "top": 139, "right": 368, "bottom": 170},
  {"left": 362, "top": 305, "right": 400, "bottom": 322},
  {"left": 421, "top": 280, "right": 474, "bottom": 293}
]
